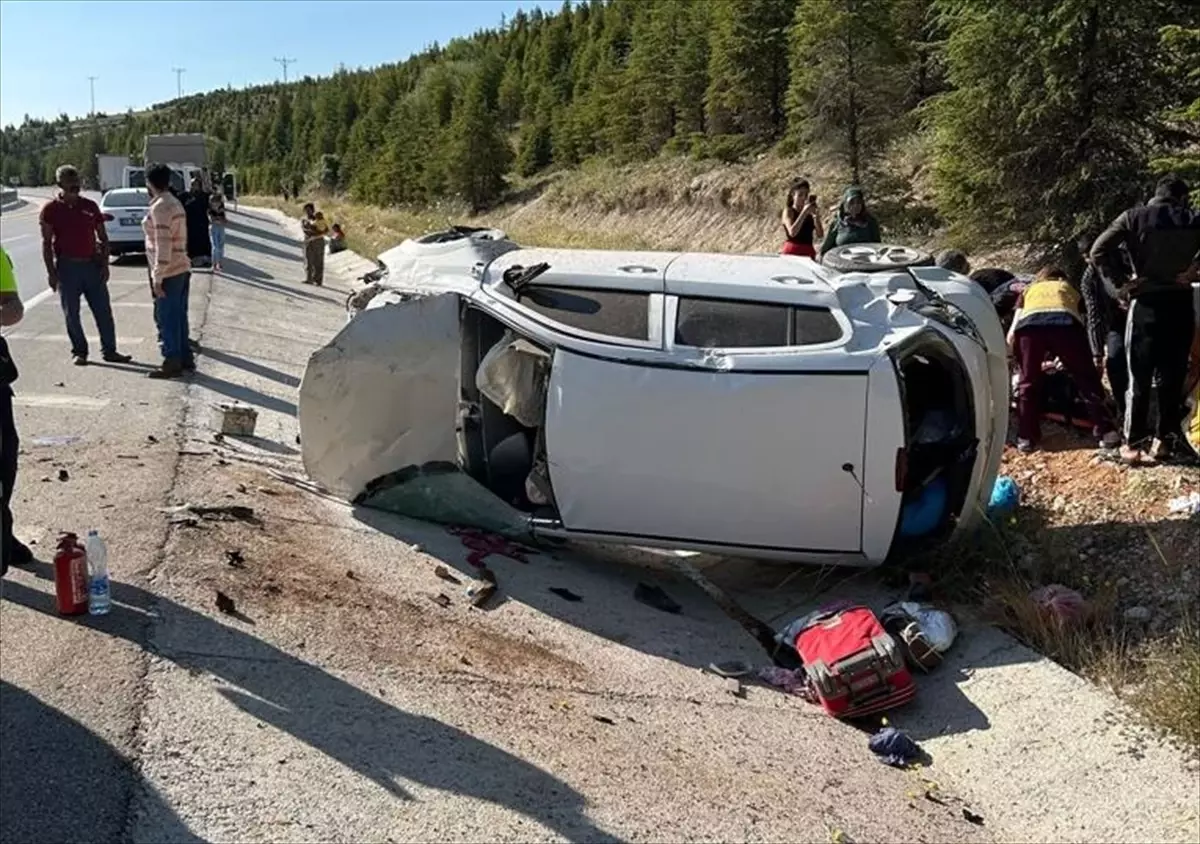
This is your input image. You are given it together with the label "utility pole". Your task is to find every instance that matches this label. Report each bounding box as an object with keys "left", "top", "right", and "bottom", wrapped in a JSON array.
[
  {"left": 274, "top": 57, "right": 296, "bottom": 83},
  {"left": 87, "top": 75, "right": 97, "bottom": 116},
  {"left": 172, "top": 67, "right": 186, "bottom": 98}
]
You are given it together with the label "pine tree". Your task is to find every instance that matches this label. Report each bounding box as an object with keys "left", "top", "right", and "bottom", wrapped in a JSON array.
[
  {"left": 447, "top": 69, "right": 512, "bottom": 210},
  {"left": 704, "top": 0, "right": 793, "bottom": 143},
  {"left": 930, "top": 0, "right": 1194, "bottom": 249},
  {"left": 785, "top": 0, "right": 907, "bottom": 184}
]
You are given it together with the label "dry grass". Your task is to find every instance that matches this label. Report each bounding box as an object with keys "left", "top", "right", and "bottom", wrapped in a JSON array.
[{"left": 1129, "top": 623, "right": 1200, "bottom": 751}]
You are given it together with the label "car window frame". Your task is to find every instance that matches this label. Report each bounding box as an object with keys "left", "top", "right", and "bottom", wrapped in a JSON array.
[
  {"left": 666, "top": 294, "right": 847, "bottom": 353},
  {"left": 484, "top": 282, "right": 665, "bottom": 351}
]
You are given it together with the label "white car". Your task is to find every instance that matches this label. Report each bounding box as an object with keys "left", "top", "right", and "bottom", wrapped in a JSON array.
[
  {"left": 299, "top": 230, "right": 1010, "bottom": 566},
  {"left": 99, "top": 188, "right": 150, "bottom": 257}
]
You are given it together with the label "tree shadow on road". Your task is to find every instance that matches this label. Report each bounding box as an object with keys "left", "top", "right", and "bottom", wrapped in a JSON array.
[
  {"left": 190, "top": 371, "right": 297, "bottom": 418},
  {"left": 1, "top": 574, "right": 619, "bottom": 843},
  {"left": 225, "top": 215, "right": 299, "bottom": 249},
  {"left": 0, "top": 678, "right": 206, "bottom": 844},
  {"left": 224, "top": 232, "right": 302, "bottom": 265}
]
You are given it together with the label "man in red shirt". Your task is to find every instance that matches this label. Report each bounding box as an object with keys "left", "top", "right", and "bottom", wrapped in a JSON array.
[{"left": 39, "top": 164, "right": 132, "bottom": 366}]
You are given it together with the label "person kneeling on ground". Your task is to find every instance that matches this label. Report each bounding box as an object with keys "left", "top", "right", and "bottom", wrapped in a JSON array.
[
  {"left": 1008, "top": 266, "right": 1120, "bottom": 453},
  {"left": 328, "top": 222, "right": 347, "bottom": 255},
  {"left": 819, "top": 186, "right": 881, "bottom": 258},
  {"left": 143, "top": 163, "right": 194, "bottom": 379}
]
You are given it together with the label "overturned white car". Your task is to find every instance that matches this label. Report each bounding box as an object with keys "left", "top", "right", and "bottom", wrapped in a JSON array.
[{"left": 299, "top": 229, "right": 1009, "bottom": 566}]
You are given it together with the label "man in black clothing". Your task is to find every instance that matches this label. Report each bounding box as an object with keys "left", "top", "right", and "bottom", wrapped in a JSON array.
[
  {"left": 1091, "top": 175, "right": 1200, "bottom": 463},
  {"left": 1078, "top": 232, "right": 1129, "bottom": 419}
]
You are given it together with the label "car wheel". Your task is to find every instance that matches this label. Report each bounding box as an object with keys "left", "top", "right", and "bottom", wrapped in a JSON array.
[{"left": 822, "top": 243, "right": 935, "bottom": 273}]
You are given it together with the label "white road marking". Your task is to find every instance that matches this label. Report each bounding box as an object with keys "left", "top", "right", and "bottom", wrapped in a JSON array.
[
  {"left": 3, "top": 333, "right": 144, "bottom": 344},
  {"left": 0, "top": 233, "right": 32, "bottom": 244},
  {"left": 14, "top": 394, "right": 111, "bottom": 410},
  {"left": 22, "top": 288, "right": 55, "bottom": 310},
  {"left": 112, "top": 302, "right": 154, "bottom": 308}
]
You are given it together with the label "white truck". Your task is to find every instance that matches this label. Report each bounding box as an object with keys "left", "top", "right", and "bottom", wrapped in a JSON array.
[
  {"left": 97, "top": 153, "right": 130, "bottom": 193},
  {"left": 129, "top": 133, "right": 236, "bottom": 204}
]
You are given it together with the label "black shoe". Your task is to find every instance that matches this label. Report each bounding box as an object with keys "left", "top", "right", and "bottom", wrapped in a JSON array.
[
  {"left": 147, "top": 358, "right": 184, "bottom": 379},
  {"left": 72, "top": 354, "right": 88, "bottom": 366},
  {"left": 9, "top": 540, "right": 34, "bottom": 566},
  {"left": 103, "top": 351, "right": 133, "bottom": 364},
  {"left": 182, "top": 358, "right": 196, "bottom": 372}
]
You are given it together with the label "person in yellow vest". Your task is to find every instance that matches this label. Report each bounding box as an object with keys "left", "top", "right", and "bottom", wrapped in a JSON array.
[
  {"left": 1007, "top": 266, "right": 1120, "bottom": 453},
  {"left": 1, "top": 245, "right": 34, "bottom": 573}
]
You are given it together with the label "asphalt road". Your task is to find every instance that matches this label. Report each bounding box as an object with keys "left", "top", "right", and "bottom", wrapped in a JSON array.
[{"left": 0, "top": 187, "right": 62, "bottom": 303}]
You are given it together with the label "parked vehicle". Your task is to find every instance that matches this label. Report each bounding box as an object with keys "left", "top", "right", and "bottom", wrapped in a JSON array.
[
  {"left": 99, "top": 188, "right": 150, "bottom": 256},
  {"left": 96, "top": 154, "right": 130, "bottom": 193},
  {"left": 299, "top": 230, "right": 1009, "bottom": 566}
]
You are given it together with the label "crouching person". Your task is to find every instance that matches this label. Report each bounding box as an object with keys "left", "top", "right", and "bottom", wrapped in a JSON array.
[
  {"left": 143, "top": 164, "right": 193, "bottom": 379},
  {"left": 1008, "top": 267, "right": 1120, "bottom": 453}
]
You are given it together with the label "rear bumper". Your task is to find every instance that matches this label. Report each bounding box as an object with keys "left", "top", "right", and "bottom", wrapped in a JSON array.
[{"left": 108, "top": 239, "right": 145, "bottom": 255}]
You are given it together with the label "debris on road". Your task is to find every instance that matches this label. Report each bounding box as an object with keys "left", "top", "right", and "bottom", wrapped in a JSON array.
[
  {"left": 961, "top": 808, "right": 985, "bottom": 826},
  {"left": 430, "top": 593, "right": 452, "bottom": 609},
  {"left": 724, "top": 677, "right": 745, "bottom": 698},
  {"left": 707, "top": 660, "right": 753, "bottom": 678},
  {"left": 57, "top": 469, "right": 69, "bottom": 482},
  {"left": 159, "top": 503, "right": 259, "bottom": 525},
  {"left": 757, "top": 666, "right": 812, "bottom": 698},
  {"left": 548, "top": 587, "right": 582, "bottom": 602},
  {"left": 212, "top": 402, "right": 259, "bottom": 437},
  {"left": 591, "top": 715, "right": 616, "bottom": 726},
  {"left": 147, "top": 434, "right": 159, "bottom": 444},
  {"left": 32, "top": 435, "right": 81, "bottom": 447},
  {"left": 215, "top": 590, "right": 238, "bottom": 615},
  {"left": 1167, "top": 491, "right": 1200, "bottom": 516},
  {"left": 868, "top": 726, "right": 923, "bottom": 768},
  {"left": 433, "top": 565, "right": 461, "bottom": 585},
  {"left": 345, "top": 569, "right": 358, "bottom": 581},
  {"left": 633, "top": 582, "right": 682, "bottom": 615},
  {"left": 1030, "top": 584, "right": 1086, "bottom": 624},
  {"left": 880, "top": 602, "right": 958, "bottom": 672},
  {"left": 225, "top": 549, "right": 246, "bottom": 568},
  {"left": 466, "top": 575, "right": 498, "bottom": 608},
  {"left": 987, "top": 475, "right": 1021, "bottom": 517}
]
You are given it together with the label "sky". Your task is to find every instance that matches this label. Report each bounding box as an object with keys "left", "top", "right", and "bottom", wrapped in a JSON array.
[{"left": 0, "top": 0, "right": 547, "bottom": 127}]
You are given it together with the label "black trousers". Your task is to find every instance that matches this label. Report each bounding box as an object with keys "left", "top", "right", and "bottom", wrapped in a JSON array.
[
  {"left": 1, "top": 386, "right": 17, "bottom": 576},
  {"left": 1124, "top": 290, "right": 1196, "bottom": 445},
  {"left": 1104, "top": 322, "right": 1129, "bottom": 418}
]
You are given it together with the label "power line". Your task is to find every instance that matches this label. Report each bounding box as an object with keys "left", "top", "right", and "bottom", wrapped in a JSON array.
[
  {"left": 86, "top": 76, "right": 98, "bottom": 116},
  {"left": 171, "top": 67, "right": 186, "bottom": 98},
  {"left": 273, "top": 57, "right": 297, "bottom": 83}
]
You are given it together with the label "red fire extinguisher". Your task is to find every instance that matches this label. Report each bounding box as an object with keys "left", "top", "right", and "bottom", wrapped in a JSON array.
[{"left": 53, "top": 532, "right": 89, "bottom": 616}]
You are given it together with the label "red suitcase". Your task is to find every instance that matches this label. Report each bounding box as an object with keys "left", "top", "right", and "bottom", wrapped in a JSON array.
[{"left": 793, "top": 605, "right": 916, "bottom": 719}]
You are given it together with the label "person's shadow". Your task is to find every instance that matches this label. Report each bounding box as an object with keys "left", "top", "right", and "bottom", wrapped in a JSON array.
[
  {"left": 1, "top": 679, "right": 204, "bottom": 844},
  {"left": 1, "top": 571, "right": 617, "bottom": 843}
]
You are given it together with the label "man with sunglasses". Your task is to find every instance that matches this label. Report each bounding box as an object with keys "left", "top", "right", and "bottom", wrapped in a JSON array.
[{"left": 38, "top": 164, "right": 133, "bottom": 366}]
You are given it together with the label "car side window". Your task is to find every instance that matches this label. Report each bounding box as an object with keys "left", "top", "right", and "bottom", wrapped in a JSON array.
[
  {"left": 675, "top": 298, "right": 842, "bottom": 348},
  {"left": 676, "top": 298, "right": 789, "bottom": 348},
  {"left": 793, "top": 305, "right": 843, "bottom": 345},
  {"left": 516, "top": 286, "right": 650, "bottom": 341}
]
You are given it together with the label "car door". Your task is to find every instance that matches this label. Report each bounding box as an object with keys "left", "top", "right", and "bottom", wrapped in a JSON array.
[
  {"left": 542, "top": 276, "right": 869, "bottom": 554},
  {"left": 298, "top": 292, "right": 463, "bottom": 498}
]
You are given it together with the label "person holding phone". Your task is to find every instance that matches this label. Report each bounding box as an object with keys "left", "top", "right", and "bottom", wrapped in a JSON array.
[{"left": 780, "top": 179, "right": 824, "bottom": 258}]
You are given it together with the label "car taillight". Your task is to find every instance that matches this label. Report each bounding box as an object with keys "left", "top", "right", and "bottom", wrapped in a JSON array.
[
  {"left": 101, "top": 213, "right": 114, "bottom": 221},
  {"left": 895, "top": 448, "right": 908, "bottom": 492}
]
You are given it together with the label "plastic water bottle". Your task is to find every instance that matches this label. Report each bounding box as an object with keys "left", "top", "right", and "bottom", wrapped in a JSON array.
[{"left": 86, "top": 530, "right": 111, "bottom": 616}]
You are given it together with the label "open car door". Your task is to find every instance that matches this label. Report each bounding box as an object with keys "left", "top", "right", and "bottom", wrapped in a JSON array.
[
  {"left": 222, "top": 170, "right": 238, "bottom": 210},
  {"left": 298, "top": 293, "right": 462, "bottom": 498}
]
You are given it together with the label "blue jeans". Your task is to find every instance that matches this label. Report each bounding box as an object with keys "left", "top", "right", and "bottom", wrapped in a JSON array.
[
  {"left": 57, "top": 258, "right": 117, "bottom": 357},
  {"left": 154, "top": 272, "right": 191, "bottom": 362},
  {"left": 210, "top": 224, "right": 225, "bottom": 266}
]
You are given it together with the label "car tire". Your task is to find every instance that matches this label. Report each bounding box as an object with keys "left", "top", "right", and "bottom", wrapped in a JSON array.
[{"left": 821, "top": 243, "right": 935, "bottom": 273}]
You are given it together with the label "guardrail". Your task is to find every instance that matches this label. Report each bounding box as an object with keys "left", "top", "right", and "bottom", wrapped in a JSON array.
[{"left": 0, "top": 186, "right": 20, "bottom": 214}]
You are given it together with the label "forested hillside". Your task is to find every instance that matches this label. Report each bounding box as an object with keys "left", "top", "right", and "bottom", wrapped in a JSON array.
[{"left": 2, "top": 0, "right": 1197, "bottom": 252}]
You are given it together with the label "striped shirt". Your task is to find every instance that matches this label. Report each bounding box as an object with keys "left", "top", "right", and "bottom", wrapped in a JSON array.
[{"left": 142, "top": 191, "right": 190, "bottom": 283}]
